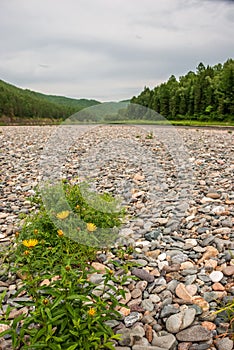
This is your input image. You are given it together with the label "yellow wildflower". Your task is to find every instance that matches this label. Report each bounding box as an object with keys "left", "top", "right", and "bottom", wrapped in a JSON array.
[
  {"left": 86, "top": 223, "right": 97, "bottom": 232},
  {"left": 76, "top": 205, "right": 80, "bottom": 209},
  {"left": 34, "top": 229, "right": 38, "bottom": 234},
  {"left": 22, "top": 239, "right": 38, "bottom": 248},
  {"left": 88, "top": 308, "right": 96, "bottom": 316},
  {"left": 24, "top": 250, "right": 30, "bottom": 255},
  {"left": 57, "top": 229, "right": 64, "bottom": 237},
  {"left": 56, "top": 211, "right": 70, "bottom": 220}
]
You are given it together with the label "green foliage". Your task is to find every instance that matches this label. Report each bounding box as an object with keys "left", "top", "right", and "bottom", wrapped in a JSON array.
[
  {"left": 0, "top": 181, "right": 127, "bottom": 349},
  {"left": 214, "top": 299, "right": 234, "bottom": 339},
  {"left": 130, "top": 58, "right": 234, "bottom": 122},
  {"left": 0, "top": 80, "right": 99, "bottom": 122}
]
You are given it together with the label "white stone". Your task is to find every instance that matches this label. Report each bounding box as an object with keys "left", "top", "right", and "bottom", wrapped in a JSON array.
[
  {"left": 209, "top": 271, "right": 224, "bottom": 283},
  {"left": 185, "top": 239, "right": 197, "bottom": 247},
  {"left": 158, "top": 252, "right": 167, "bottom": 261},
  {"left": 158, "top": 261, "right": 169, "bottom": 270}
]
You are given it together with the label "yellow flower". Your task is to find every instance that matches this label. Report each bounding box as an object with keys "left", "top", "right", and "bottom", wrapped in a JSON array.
[
  {"left": 24, "top": 250, "right": 30, "bottom": 255},
  {"left": 34, "top": 229, "right": 38, "bottom": 234},
  {"left": 76, "top": 205, "right": 80, "bottom": 209},
  {"left": 56, "top": 211, "right": 70, "bottom": 220},
  {"left": 22, "top": 239, "right": 38, "bottom": 248},
  {"left": 88, "top": 308, "right": 96, "bottom": 316},
  {"left": 86, "top": 223, "right": 97, "bottom": 232},
  {"left": 57, "top": 229, "right": 64, "bottom": 237}
]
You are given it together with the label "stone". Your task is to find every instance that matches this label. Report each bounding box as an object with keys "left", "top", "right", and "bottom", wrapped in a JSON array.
[
  {"left": 198, "top": 245, "right": 219, "bottom": 262},
  {"left": 88, "top": 273, "right": 104, "bottom": 284},
  {"left": 212, "top": 282, "right": 225, "bottom": 291},
  {"left": 91, "top": 262, "right": 109, "bottom": 273},
  {"left": 216, "top": 337, "right": 234, "bottom": 350},
  {"left": 117, "top": 328, "right": 134, "bottom": 347},
  {"left": 120, "top": 290, "right": 132, "bottom": 305},
  {"left": 124, "top": 312, "right": 141, "bottom": 327},
  {"left": 104, "top": 319, "right": 120, "bottom": 328},
  {"left": 166, "top": 308, "right": 196, "bottom": 333},
  {"left": 160, "top": 304, "right": 180, "bottom": 318},
  {"left": 130, "top": 325, "right": 145, "bottom": 340},
  {"left": 8, "top": 307, "right": 28, "bottom": 319},
  {"left": 131, "top": 288, "right": 142, "bottom": 299},
  {"left": 185, "top": 284, "right": 197, "bottom": 296},
  {"left": 132, "top": 346, "right": 166, "bottom": 350},
  {"left": 175, "top": 283, "right": 193, "bottom": 302},
  {"left": 141, "top": 299, "right": 154, "bottom": 311},
  {"left": 206, "top": 192, "right": 221, "bottom": 199},
  {"left": 204, "top": 259, "right": 218, "bottom": 269},
  {"left": 178, "top": 343, "right": 192, "bottom": 350},
  {"left": 171, "top": 253, "right": 188, "bottom": 264},
  {"left": 209, "top": 270, "right": 224, "bottom": 282},
  {"left": 192, "top": 296, "right": 210, "bottom": 312},
  {"left": 146, "top": 250, "right": 161, "bottom": 259},
  {"left": 180, "top": 261, "right": 194, "bottom": 270},
  {"left": 185, "top": 239, "right": 197, "bottom": 247},
  {"left": 149, "top": 294, "right": 160, "bottom": 303},
  {"left": 144, "top": 324, "right": 153, "bottom": 343},
  {"left": 136, "top": 280, "right": 148, "bottom": 291},
  {"left": 119, "top": 307, "right": 131, "bottom": 316},
  {"left": 176, "top": 325, "right": 212, "bottom": 342},
  {"left": 222, "top": 265, "right": 234, "bottom": 276},
  {"left": 158, "top": 252, "right": 167, "bottom": 261},
  {"left": 152, "top": 333, "right": 177, "bottom": 349},
  {"left": 132, "top": 268, "right": 155, "bottom": 283},
  {"left": 201, "top": 321, "right": 216, "bottom": 331}
]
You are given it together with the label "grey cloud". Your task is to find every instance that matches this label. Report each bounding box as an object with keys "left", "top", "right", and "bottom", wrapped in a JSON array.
[{"left": 0, "top": 0, "right": 233, "bottom": 101}]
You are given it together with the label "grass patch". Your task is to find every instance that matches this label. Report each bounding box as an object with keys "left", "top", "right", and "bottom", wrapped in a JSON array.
[{"left": 0, "top": 180, "right": 127, "bottom": 350}]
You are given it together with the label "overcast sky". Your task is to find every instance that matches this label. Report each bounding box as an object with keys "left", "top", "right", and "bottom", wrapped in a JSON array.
[{"left": 0, "top": 0, "right": 233, "bottom": 101}]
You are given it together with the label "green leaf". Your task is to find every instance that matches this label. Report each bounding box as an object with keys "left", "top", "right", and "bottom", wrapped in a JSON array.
[
  {"left": 66, "top": 345, "right": 78, "bottom": 350},
  {"left": 66, "top": 294, "right": 90, "bottom": 302}
]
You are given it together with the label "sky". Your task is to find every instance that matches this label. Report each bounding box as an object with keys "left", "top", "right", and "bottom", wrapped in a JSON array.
[{"left": 0, "top": 0, "right": 233, "bottom": 102}]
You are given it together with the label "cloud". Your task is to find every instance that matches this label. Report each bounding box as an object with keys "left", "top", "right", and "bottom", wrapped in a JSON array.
[{"left": 0, "top": 0, "right": 233, "bottom": 101}]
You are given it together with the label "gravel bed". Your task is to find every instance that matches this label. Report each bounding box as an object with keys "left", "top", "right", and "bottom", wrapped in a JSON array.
[{"left": 0, "top": 124, "right": 233, "bottom": 350}]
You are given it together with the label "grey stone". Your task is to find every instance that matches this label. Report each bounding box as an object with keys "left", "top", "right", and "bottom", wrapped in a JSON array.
[
  {"left": 89, "top": 273, "right": 104, "bottom": 284},
  {"left": 104, "top": 319, "right": 120, "bottom": 328},
  {"left": 160, "top": 304, "right": 180, "bottom": 318},
  {"left": 124, "top": 312, "right": 141, "bottom": 327},
  {"left": 152, "top": 333, "right": 177, "bottom": 349},
  {"left": 166, "top": 308, "right": 196, "bottom": 333},
  {"left": 141, "top": 299, "right": 154, "bottom": 311},
  {"left": 116, "top": 328, "right": 134, "bottom": 347},
  {"left": 132, "top": 268, "right": 154, "bottom": 283},
  {"left": 132, "top": 346, "right": 167, "bottom": 350},
  {"left": 129, "top": 325, "right": 145, "bottom": 340},
  {"left": 176, "top": 325, "right": 212, "bottom": 342},
  {"left": 216, "top": 337, "right": 234, "bottom": 350}
]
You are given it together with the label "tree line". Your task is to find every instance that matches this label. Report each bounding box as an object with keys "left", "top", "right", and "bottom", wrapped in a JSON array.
[
  {"left": 130, "top": 59, "right": 234, "bottom": 122},
  {"left": 0, "top": 79, "right": 99, "bottom": 121}
]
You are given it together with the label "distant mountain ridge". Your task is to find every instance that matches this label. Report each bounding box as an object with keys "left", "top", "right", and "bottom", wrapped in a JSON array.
[{"left": 0, "top": 79, "right": 100, "bottom": 122}]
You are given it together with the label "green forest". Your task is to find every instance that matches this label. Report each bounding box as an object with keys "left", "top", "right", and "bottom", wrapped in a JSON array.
[
  {"left": 0, "top": 79, "right": 99, "bottom": 123},
  {"left": 0, "top": 58, "right": 233, "bottom": 124},
  {"left": 129, "top": 58, "right": 234, "bottom": 122}
]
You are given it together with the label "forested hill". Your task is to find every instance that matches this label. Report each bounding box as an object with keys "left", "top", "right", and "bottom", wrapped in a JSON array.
[
  {"left": 0, "top": 79, "right": 100, "bottom": 122},
  {"left": 131, "top": 59, "right": 234, "bottom": 122}
]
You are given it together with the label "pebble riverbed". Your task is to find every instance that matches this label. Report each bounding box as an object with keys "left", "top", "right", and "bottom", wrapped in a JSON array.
[{"left": 0, "top": 124, "right": 233, "bottom": 350}]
